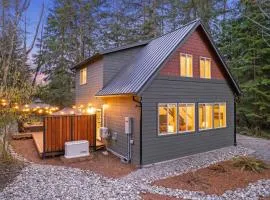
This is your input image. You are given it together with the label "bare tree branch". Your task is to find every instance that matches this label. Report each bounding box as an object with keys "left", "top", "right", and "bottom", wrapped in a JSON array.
[
  {"left": 262, "top": 30, "right": 270, "bottom": 47},
  {"left": 256, "top": 0, "right": 270, "bottom": 19},
  {"left": 244, "top": 15, "right": 270, "bottom": 32},
  {"left": 32, "top": 21, "right": 44, "bottom": 86},
  {"left": 26, "top": 2, "right": 44, "bottom": 55}
]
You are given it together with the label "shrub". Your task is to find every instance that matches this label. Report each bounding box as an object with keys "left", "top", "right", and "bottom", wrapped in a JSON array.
[
  {"left": 233, "top": 156, "right": 269, "bottom": 173},
  {"left": 208, "top": 164, "right": 227, "bottom": 173}
]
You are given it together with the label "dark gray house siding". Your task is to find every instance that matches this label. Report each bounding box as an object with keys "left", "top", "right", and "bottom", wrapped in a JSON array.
[
  {"left": 141, "top": 75, "right": 234, "bottom": 165},
  {"left": 75, "top": 46, "right": 144, "bottom": 107},
  {"left": 75, "top": 59, "right": 104, "bottom": 107},
  {"left": 102, "top": 96, "right": 141, "bottom": 165}
]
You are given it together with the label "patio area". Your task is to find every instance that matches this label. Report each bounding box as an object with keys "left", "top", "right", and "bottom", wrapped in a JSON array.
[
  {"left": 10, "top": 138, "right": 135, "bottom": 178},
  {"left": 32, "top": 132, "right": 105, "bottom": 157}
]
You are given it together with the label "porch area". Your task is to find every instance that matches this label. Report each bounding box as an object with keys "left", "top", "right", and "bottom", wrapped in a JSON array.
[
  {"left": 29, "top": 114, "right": 105, "bottom": 158},
  {"left": 32, "top": 132, "right": 105, "bottom": 157}
]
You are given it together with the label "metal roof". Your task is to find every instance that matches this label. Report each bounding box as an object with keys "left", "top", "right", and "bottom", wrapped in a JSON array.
[
  {"left": 72, "top": 40, "right": 150, "bottom": 70},
  {"left": 96, "top": 19, "right": 200, "bottom": 96},
  {"left": 95, "top": 19, "right": 241, "bottom": 96}
]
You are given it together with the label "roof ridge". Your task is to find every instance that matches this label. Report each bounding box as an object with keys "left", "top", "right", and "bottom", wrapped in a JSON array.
[{"left": 148, "top": 18, "right": 201, "bottom": 42}]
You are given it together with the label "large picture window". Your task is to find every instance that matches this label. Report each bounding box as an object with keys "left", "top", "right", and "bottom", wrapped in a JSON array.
[
  {"left": 200, "top": 57, "right": 211, "bottom": 79},
  {"left": 199, "top": 103, "right": 226, "bottom": 130},
  {"left": 180, "top": 53, "right": 193, "bottom": 77},
  {"left": 80, "top": 67, "right": 87, "bottom": 85},
  {"left": 158, "top": 104, "right": 177, "bottom": 134},
  {"left": 178, "top": 104, "right": 195, "bottom": 132},
  {"left": 158, "top": 103, "right": 194, "bottom": 135}
]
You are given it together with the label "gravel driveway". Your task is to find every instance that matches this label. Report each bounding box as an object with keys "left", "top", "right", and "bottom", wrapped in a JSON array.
[
  {"left": 237, "top": 134, "right": 270, "bottom": 162},
  {"left": 0, "top": 145, "right": 269, "bottom": 200}
]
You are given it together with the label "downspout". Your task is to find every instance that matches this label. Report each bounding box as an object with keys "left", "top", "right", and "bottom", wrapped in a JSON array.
[
  {"left": 234, "top": 97, "right": 237, "bottom": 146},
  {"left": 132, "top": 96, "right": 142, "bottom": 168}
]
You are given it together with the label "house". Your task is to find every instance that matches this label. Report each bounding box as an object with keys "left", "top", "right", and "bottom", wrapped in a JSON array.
[{"left": 72, "top": 19, "right": 241, "bottom": 166}]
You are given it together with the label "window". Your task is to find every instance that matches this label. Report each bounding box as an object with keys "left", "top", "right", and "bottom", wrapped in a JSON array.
[
  {"left": 178, "top": 104, "right": 195, "bottom": 132},
  {"left": 199, "top": 103, "right": 226, "bottom": 130},
  {"left": 214, "top": 103, "right": 226, "bottom": 128},
  {"left": 180, "top": 53, "right": 193, "bottom": 77},
  {"left": 200, "top": 57, "right": 211, "bottom": 79},
  {"left": 80, "top": 68, "right": 87, "bottom": 85},
  {"left": 199, "top": 104, "right": 213, "bottom": 130},
  {"left": 158, "top": 104, "right": 177, "bottom": 134}
]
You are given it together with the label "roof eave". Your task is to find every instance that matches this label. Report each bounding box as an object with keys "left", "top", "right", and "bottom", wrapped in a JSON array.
[
  {"left": 199, "top": 23, "right": 242, "bottom": 96},
  {"left": 71, "top": 54, "right": 103, "bottom": 70},
  {"left": 95, "top": 93, "right": 138, "bottom": 98},
  {"left": 71, "top": 40, "right": 150, "bottom": 70}
]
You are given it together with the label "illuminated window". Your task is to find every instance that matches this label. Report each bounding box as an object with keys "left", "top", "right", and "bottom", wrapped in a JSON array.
[
  {"left": 80, "top": 67, "right": 87, "bottom": 85},
  {"left": 158, "top": 104, "right": 177, "bottom": 135},
  {"left": 178, "top": 104, "right": 195, "bottom": 132},
  {"left": 200, "top": 57, "right": 211, "bottom": 79},
  {"left": 180, "top": 53, "right": 193, "bottom": 77},
  {"left": 199, "top": 104, "right": 213, "bottom": 130},
  {"left": 200, "top": 103, "right": 226, "bottom": 130},
  {"left": 214, "top": 103, "right": 226, "bottom": 128}
]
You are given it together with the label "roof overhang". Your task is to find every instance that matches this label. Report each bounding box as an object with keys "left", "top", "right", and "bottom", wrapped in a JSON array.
[{"left": 71, "top": 40, "right": 150, "bottom": 70}]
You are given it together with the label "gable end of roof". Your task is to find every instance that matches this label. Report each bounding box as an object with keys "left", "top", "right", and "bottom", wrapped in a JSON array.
[{"left": 95, "top": 19, "right": 241, "bottom": 97}]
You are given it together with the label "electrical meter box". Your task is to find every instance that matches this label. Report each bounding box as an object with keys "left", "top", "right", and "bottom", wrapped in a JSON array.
[{"left": 125, "top": 117, "right": 132, "bottom": 134}]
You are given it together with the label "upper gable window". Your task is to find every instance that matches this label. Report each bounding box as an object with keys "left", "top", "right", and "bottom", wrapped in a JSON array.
[
  {"left": 200, "top": 57, "right": 211, "bottom": 79},
  {"left": 180, "top": 53, "right": 193, "bottom": 77},
  {"left": 80, "top": 67, "right": 87, "bottom": 85}
]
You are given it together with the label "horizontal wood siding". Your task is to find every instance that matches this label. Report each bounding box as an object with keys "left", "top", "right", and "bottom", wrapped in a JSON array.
[
  {"left": 141, "top": 75, "right": 234, "bottom": 165},
  {"left": 103, "top": 96, "right": 140, "bottom": 165},
  {"left": 103, "top": 46, "right": 144, "bottom": 85},
  {"left": 75, "top": 59, "right": 104, "bottom": 107},
  {"left": 160, "top": 26, "right": 225, "bottom": 80}
]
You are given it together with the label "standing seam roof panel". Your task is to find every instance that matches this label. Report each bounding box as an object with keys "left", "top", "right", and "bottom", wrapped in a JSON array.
[{"left": 96, "top": 20, "right": 199, "bottom": 96}]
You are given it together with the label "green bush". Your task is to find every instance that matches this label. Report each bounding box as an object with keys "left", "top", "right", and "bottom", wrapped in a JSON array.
[{"left": 233, "top": 156, "right": 269, "bottom": 173}]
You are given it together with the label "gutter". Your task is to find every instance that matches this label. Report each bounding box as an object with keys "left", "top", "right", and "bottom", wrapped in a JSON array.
[{"left": 132, "top": 96, "right": 142, "bottom": 168}]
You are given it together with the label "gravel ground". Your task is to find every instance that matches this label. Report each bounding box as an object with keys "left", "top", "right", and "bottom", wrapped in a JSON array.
[
  {"left": 0, "top": 145, "right": 269, "bottom": 200},
  {"left": 237, "top": 134, "right": 270, "bottom": 162}
]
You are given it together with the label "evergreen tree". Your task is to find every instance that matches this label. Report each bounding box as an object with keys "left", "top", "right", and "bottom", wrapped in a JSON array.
[{"left": 218, "top": 0, "right": 270, "bottom": 136}]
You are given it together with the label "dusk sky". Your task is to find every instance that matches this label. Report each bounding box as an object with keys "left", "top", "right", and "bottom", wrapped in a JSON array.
[{"left": 26, "top": 0, "right": 50, "bottom": 48}]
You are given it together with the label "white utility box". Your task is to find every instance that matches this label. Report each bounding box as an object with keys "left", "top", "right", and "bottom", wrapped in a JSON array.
[
  {"left": 125, "top": 117, "right": 132, "bottom": 134},
  {"left": 100, "top": 127, "right": 110, "bottom": 139},
  {"left": 64, "top": 140, "right": 89, "bottom": 159}
]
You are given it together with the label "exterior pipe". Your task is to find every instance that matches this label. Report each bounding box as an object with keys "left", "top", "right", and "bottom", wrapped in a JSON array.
[
  {"left": 234, "top": 98, "right": 237, "bottom": 146},
  {"left": 132, "top": 96, "right": 142, "bottom": 168}
]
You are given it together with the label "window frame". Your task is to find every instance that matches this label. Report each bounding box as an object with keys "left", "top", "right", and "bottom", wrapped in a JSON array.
[
  {"left": 199, "top": 102, "right": 227, "bottom": 131},
  {"left": 157, "top": 103, "right": 195, "bottom": 136},
  {"left": 180, "top": 53, "right": 193, "bottom": 78},
  {"left": 158, "top": 103, "right": 178, "bottom": 135},
  {"left": 213, "top": 103, "right": 227, "bottom": 128},
  {"left": 200, "top": 56, "right": 211, "bottom": 79},
  {"left": 178, "top": 103, "right": 195, "bottom": 133},
  {"left": 80, "top": 67, "right": 87, "bottom": 85}
]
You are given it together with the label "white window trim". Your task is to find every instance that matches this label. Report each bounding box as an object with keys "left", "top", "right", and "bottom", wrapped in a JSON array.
[
  {"left": 199, "top": 102, "right": 227, "bottom": 131},
  {"left": 178, "top": 103, "right": 195, "bottom": 133},
  {"left": 200, "top": 56, "right": 211, "bottom": 79},
  {"left": 80, "top": 67, "right": 87, "bottom": 85},
  {"left": 180, "top": 53, "right": 193, "bottom": 78}
]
